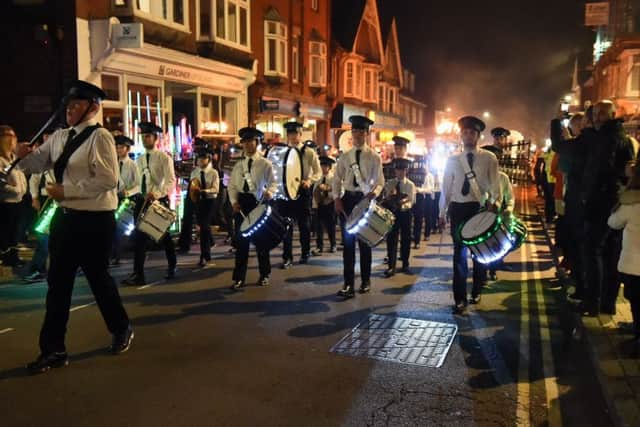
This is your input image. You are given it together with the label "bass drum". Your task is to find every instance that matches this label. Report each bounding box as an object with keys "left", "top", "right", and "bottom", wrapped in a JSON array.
[
  {"left": 240, "top": 204, "right": 290, "bottom": 251},
  {"left": 266, "top": 145, "right": 302, "bottom": 200}
]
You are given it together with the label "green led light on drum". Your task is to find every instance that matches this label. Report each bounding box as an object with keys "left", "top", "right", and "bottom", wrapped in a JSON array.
[
  {"left": 461, "top": 214, "right": 504, "bottom": 246},
  {"left": 114, "top": 198, "right": 133, "bottom": 221},
  {"left": 34, "top": 200, "right": 59, "bottom": 235}
]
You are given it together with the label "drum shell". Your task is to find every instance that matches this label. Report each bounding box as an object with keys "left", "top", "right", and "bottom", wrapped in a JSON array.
[
  {"left": 346, "top": 199, "right": 395, "bottom": 247},
  {"left": 137, "top": 200, "right": 177, "bottom": 242},
  {"left": 459, "top": 211, "right": 514, "bottom": 265},
  {"left": 240, "top": 204, "right": 290, "bottom": 251}
]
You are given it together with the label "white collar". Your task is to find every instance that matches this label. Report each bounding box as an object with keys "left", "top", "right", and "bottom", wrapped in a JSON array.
[
  {"left": 245, "top": 152, "right": 260, "bottom": 161},
  {"left": 72, "top": 118, "right": 97, "bottom": 134}
]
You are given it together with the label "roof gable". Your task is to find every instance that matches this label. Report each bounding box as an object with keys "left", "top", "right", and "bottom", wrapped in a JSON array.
[
  {"left": 353, "top": 0, "right": 384, "bottom": 64},
  {"left": 383, "top": 18, "right": 403, "bottom": 87}
]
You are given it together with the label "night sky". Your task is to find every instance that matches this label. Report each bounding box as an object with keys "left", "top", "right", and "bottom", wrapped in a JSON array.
[{"left": 383, "top": 0, "right": 595, "bottom": 140}]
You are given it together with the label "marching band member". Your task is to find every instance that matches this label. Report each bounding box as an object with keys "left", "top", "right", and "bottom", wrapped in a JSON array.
[
  {"left": 489, "top": 127, "right": 510, "bottom": 156},
  {"left": 121, "top": 122, "right": 177, "bottom": 286},
  {"left": 414, "top": 164, "right": 434, "bottom": 248},
  {"left": 439, "top": 116, "right": 501, "bottom": 314},
  {"left": 311, "top": 156, "right": 337, "bottom": 255},
  {"left": 228, "top": 127, "right": 276, "bottom": 289},
  {"left": 383, "top": 157, "right": 416, "bottom": 277},
  {"left": 333, "top": 115, "right": 384, "bottom": 298},
  {"left": 111, "top": 135, "right": 140, "bottom": 266},
  {"left": 279, "top": 122, "right": 321, "bottom": 268},
  {"left": 16, "top": 80, "right": 132, "bottom": 373},
  {"left": 0, "top": 125, "right": 27, "bottom": 268},
  {"left": 190, "top": 144, "right": 220, "bottom": 267}
]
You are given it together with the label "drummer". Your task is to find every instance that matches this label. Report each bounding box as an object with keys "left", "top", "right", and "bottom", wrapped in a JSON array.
[
  {"left": 312, "top": 155, "right": 337, "bottom": 255},
  {"left": 488, "top": 127, "right": 510, "bottom": 156},
  {"left": 279, "top": 122, "right": 321, "bottom": 268},
  {"left": 383, "top": 157, "right": 416, "bottom": 277},
  {"left": 190, "top": 143, "right": 219, "bottom": 267},
  {"left": 333, "top": 115, "right": 384, "bottom": 298},
  {"left": 228, "top": 127, "right": 277, "bottom": 289},
  {"left": 111, "top": 134, "right": 140, "bottom": 266},
  {"left": 439, "top": 116, "right": 501, "bottom": 314},
  {"left": 121, "top": 121, "right": 177, "bottom": 286}
]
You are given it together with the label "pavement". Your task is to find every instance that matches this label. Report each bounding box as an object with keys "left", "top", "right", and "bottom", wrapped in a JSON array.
[{"left": 0, "top": 186, "right": 615, "bottom": 426}]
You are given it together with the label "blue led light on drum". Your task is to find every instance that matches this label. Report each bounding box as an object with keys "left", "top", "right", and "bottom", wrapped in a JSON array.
[
  {"left": 241, "top": 205, "right": 273, "bottom": 238},
  {"left": 346, "top": 204, "right": 373, "bottom": 235}
]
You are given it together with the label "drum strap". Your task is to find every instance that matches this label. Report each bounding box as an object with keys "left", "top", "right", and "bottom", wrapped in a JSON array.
[
  {"left": 242, "top": 157, "right": 256, "bottom": 193},
  {"left": 53, "top": 124, "right": 101, "bottom": 183},
  {"left": 458, "top": 153, "right": 484, "bottom": 203},
  {"left": 350, "top": 150, "right": 367, "bottom": 192}
]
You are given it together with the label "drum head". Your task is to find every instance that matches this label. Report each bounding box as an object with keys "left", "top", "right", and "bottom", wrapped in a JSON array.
[
  {"left": 346, "top": 198, "right": 372, "bottom": 231},
  {"left": 460, "top": 211, "right": 497, "bottom": 240},
  {"left": 240, "top": 204, "right": 268, "bottom": 233},
  {"left": 284, "top": 148, "right": 302, "bottom": 199}
]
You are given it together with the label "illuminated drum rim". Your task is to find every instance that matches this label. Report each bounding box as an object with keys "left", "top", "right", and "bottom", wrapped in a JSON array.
[
  {"left": 458, "top": 211, "right": 503, "bottom": 246},
  {"left": 240, "top": 204, "right": 271, "bottom": 238},
  {"left": 346, "top": 199, "right": 374, "bottom": 235}
]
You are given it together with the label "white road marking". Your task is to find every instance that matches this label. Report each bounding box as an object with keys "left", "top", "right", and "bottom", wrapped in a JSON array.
[
  {"left": 0, "top": 328, "right": 15, "bottom": 335},
  {"left": 516, "top": 187, "right": 532, "bottom": 426},
  {"left": 70, "top": 302, "right": 96, "bottom": 312},
  {"left": 137, "top": 280, "right": 164, "bottom": 290}
]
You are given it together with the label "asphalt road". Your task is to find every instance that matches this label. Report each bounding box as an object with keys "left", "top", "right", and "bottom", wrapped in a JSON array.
[{"left": 0, "top": 187, "right": 613, "bottom": 426}]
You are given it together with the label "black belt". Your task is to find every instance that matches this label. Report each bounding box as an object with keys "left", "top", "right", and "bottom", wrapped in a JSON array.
[
  {"left": 61, "top": 207, "right": 114, "bottom": 215},
  {"left": 344, "top": 191, "right": 364, "bottom": 197}
]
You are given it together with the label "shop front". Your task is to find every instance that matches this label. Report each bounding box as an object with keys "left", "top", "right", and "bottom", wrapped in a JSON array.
[{"left": 255, "top": 96, "right": 329, "bottom": 147}]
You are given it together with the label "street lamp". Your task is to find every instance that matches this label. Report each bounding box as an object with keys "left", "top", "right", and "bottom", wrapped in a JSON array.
[
  {"left": 445, "top": 107, "right": 452, "bottom": 113},
  {"left": 483, "top": 111, "right": 491, "bottom": 119}
]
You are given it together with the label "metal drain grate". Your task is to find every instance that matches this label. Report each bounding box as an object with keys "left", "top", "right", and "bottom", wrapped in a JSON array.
[{"left": 330, "top": 314, "right": 458, "bottom": 368}]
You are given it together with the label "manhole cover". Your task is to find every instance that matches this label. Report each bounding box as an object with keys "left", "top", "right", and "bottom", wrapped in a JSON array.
[{"left": 330, "top": 314, "right": 458, "bottom": 368}]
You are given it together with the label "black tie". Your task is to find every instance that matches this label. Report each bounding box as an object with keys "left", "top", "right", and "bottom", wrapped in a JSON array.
[
  {"left": 396, "top": 180, "right": 401, "bottom": 194},
  {"left": 118, "top": 160, "right": 123, "bottom": 191},
  {"left": 461, "top": 152, "right": 474, "bottom": 196},
  {"left": 243, "top": 158, "right": 253, "bottom": 192},
  {"left": 353, "top": 149, "right": 361, "bottom": 187},
  {"left": 141, "top": 153, "right": 150, "bottom": 195},
  {"left": 322, "top": 176, "right": 326, "bottom": 185},
  {"left": 200, "top": 170, "right": 206, "bottom": 189}
]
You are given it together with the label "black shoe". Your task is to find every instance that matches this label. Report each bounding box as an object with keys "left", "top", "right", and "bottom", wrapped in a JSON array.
[
  {"left": 110, "top": 326, "right": 134, "bottom": 355},
  {"left": 337, "top": 285, "right": 355, "bottom": 298},
  {"left": 359, "top": 282, "right": 371, "bottom": 294},
  {"left": 281, "top": 260, "right": 293, "bottom": 269},
  {"left": 383, "top": 268, "right": 396, "bottom": 278},
  {"left": 401, "top": 266, "right": 413, "bottom": 275},
  {"left": 329, "top": 246, "right": 337, "bottom": 253},
  {"left": 452, "top": 303, "right": 467, "bottom": 315},
  {"left": 23, "top": 271, "right": 47, "bottom": 283},
  {"left": 258, "top": 276, "right": 270, "bottom": 287},
  {"left": 231, "top": 280, "right": 244, "bottom": 290},
  {"left": 198, "top": 258, "right": 207, "bottom": 268},
  {"left": 383, "top": 257, "right": 389, "bottom": 264},
  {"left": 311, "top": 248, "right": 322, "bottom": 256},
  {"left": 165, "top": 267, "right": 177, "bottom": 280},
  {"left": 26, "top": 352, "right": 69, "bottom": 375},
  {"left": 469, "top": 295, "right": 482, "bottom": 305},
  {"left": 413, "top": 243, "right": 420, "bottom": 249},
  {"left": 121, "top": 273, "right": 145, "bottom": 286},
  {"left": 299, "top": 255, "right": 310, "bottom": 264},
  {"left": 489, "top": 271, "right": 497, "bottom": 281}
]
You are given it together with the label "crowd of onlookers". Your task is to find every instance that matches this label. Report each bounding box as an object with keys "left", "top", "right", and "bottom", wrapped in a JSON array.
[{"left": 540, "top": 101, "right": 640, "bottom": 341}]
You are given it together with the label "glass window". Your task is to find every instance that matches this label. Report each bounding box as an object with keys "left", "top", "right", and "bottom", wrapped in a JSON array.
[
  {"left": 311, "top": 0, "right": 318, "bottom": 11},
  {"left": 214, "top": 0, "right": 250, "bottom": 49},
  {"left": 136, "top": 0, "right": 186, "bottom": 27},
  {"left": 228, "top": 2, "right": 237, "bottom": 43},
  {"left": 126, "top": 83, "right": 163, "bottom": 137},
  {"left": 199, "top": 0, "right": 211, "bottom": 37},
  {"left": 309, "top": 41, "right": 327, "bottom": 87},
  {"left": 216, "top": 0, "right": 225, "bottom": 38},
  {"left": 345, "top": 61, "right": 354, "bottom": 96},
  {"left": 265, "top": 20, "right": 287, "bottom": 77},
  {"left": 239, "top": 7, "right": 248, "bottom": 46},
  {"left": 101, "top": 74, "right": 120, "bottom": 102},
  {"left": 201, "top": 94, "right": 237, "bottom": 135},
  {"left": 173, "top": 0, "right": 184, "bottom": 24},
  {"left": 292, "top": 38, "right": 300, "bottom": 83}
]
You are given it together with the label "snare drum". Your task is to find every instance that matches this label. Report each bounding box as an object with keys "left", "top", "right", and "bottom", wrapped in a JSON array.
[
  {"left": 458, "top": 211, "right": 514, "bottom": 264},
  {"left": 240, "top": 204, "right": 290, "bottom": 250},
  {"left": 505, "top": 214, "right": 527, "bottom": 250},
  {"left": 115, "top": 198, "right": 136, "bottom": 236},
  {"left": 266, "top": 145, "right": 302, "bottom": 200},
  {"left": 33, "top": 198, "right": 59, "bottom": 235},
  {"left": 136, "top": 200, "right": 177, "bottom": 242},
  {"left": 345, "top": 198, "right": 396, "bottom": 247}
]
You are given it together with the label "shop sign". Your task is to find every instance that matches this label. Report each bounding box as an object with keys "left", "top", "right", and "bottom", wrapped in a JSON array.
[
  {"left": 261, "top": 99, "right": 280, "bottom": 111},
  {"left": 112, "top": 23, "right": 144, "bottom": 49},
  {"left": 585, "top": 2, "right": 609, "bottom": 27}
]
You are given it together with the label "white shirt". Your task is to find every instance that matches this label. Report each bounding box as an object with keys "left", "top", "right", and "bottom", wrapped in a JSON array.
[
  {"left": 313, "top": 172, "right": 336, "bottom": 207},
  {"left": 439, "top": 148, "right": 501, "bottom": 217},
  {"left": 228, "top": 152, "right": 277, "bottom": 205},
  {"left": 499, "top": 171, "right": 514, "bottom": 213},
  {"left": 118, "top": 156, "right": 140, "bottom": 197},
  {"left": 383, "top": 177, "right": 416, "bottom": 211},
  {"left": 0, "top": 154, "right": 27, "bottom": 203},
  {"left": 190, "top": 164, "right": 220, "bottom": 199},
  {"left": 29, "top": 169, "right": 55, "bottom": 199},
  {"left": 332, "top": 146, "right": 384, "bottom": 198},
  {"left": 137, "top": 148, "right": 176, "bottom": 200},
  {"left": 295, "top": 143, "right": 322, "bottom": 183},
  {"left": 19, "top": 119, "right": 118, "bottom": 211},
  {"left": 416, "top": 172, "right": 434, "bottom": 195}
]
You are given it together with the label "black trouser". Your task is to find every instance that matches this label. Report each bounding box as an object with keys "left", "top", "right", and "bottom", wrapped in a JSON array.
[
  {"left": 279, "top": 190, "right": 312, "bottom": 260},
  {"left": 543, "top": 182, "right": 556, "bottom": 222},
  {"left": 339, "top": 192, "right": 372, "bottom": 287},
  {"left": 565, "top": 200, "right": 585, "bottom": 292},
  {"left": 449, "top": 202, "right": 486, "bottom": 305},
  {"left": 601, "top": 229, "right": 623, "bottom": 313},
  {"left": 387, "top": 210, "right": 412, "bottom": 270},
  {"left": 40, "top": 209, "right": 129, "bottom": 354},
  {"left": 431, "top": 192, "right": 441, "bottom": 232},
  {"left": 412, "top": 194, "right": 426, "bottom": 244},
  {"left": 133, "top": 197, "right": 176, "bottom": 276},
  {"left": 316, "top": 202, "right": 336, "bottom": 250},
  {"left": 233, "top": 193, "right": 271, "bottom": 281},
  {"left": 583, "top": 219, "right": 609, "bottom": 311},
  {"left": 178, "top": 195, "right": 195, "bottom": 251},
  {"left": 0, "top": 202, "right": 20, "bottom": 255},
  {"left": 196, "top": 197, "right": 216, "bottom": 260},
  {"left": 622, "top": 273, "right": 640, "bottom": 334}
]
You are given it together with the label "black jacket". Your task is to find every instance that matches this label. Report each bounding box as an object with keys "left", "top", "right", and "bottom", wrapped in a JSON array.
[{"left": 583, "top": 119, "right": 635, "bottom": 221}]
